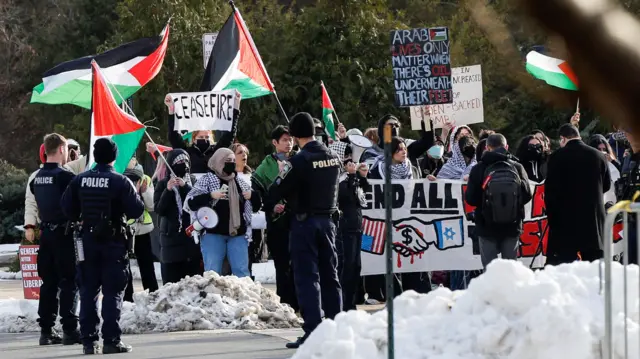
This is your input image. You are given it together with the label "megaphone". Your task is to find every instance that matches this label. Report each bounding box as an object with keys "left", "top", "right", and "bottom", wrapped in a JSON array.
[
  {"left": 348, "top": 134, "right": 373, "bottom": 163},
  {"left": 185, "top": 207, "right": 218, "bottom": 244}
]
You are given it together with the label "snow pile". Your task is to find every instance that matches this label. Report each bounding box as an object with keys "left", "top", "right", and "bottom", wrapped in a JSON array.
[
  {"left": 0, "top": 299, "right": 41, "bottom": 333},
  {"left": 121, "top": 271, "right": 301, "bottom": 333},
  {"left": 293, "top": 259, "right": 639, "bottom": 359},
  {"left": 0, "top": 271, "right": 22, "bottom": 280}
]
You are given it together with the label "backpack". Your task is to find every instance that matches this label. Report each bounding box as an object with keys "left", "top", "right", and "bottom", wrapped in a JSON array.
[{"left": 481, "top": 160, "right": 523, "bottom": 225}]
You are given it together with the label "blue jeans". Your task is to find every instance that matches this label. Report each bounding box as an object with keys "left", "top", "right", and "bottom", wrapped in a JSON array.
[{"left": 200, "top": 233, "right": 250, "bottom": 277}]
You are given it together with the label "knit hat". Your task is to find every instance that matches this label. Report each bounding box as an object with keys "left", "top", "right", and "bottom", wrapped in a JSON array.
[
  {"left": 39, "top": 144, "right": 46, "bottom": 164},
  {"left": 93, "top": 138, "right": 118, "bottom": 164},
  {"left": 124, "top": 164, "right": 144, "bottom": 182},
  {"left": 289, "top": 112, "right": 315, "bottom": 138}
]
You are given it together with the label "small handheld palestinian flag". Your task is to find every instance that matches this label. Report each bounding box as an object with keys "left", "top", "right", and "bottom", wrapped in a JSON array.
[
  {"left": 201, "top": 5, "right": 274, "bottom": 99},
  {"left": 525, "top": 51, "right": 578, "bottom": 91},
  {"left": 150, "top": 144, "right": 173, "bottom": 161},
  {"left": 321, "top": 81, "right": 338, "bottom": 140},
  {"left": 88, "top": 60, "right": 145, "bottom": 173},
  {"left": 31, "top": 23, "right": 170, "bottom": 109}
]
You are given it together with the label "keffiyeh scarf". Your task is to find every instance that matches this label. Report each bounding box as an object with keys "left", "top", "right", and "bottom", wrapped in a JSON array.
[
  {"left": 171, "top": 153, "right": 192, "bottom": 231},
  {"left": 438, "top": 126, "right": 477, "bottom": 180},
  {"left": 373, "top": 155, "right": 413, "bottom": 179}
]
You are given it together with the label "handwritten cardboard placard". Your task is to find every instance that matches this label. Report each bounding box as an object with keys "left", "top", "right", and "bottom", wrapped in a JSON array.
[
  {"left": 390, "top": 27, "right": 453, "bottom": 107},
  {"left": 169, "top": 89, "right": 241, "bottom": 132}
]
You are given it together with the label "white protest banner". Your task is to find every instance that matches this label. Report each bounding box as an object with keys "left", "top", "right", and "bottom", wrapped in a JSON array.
[
  {"left": 360, "top": 179, "right": 624, "bottom": 275},
  {"left": 202, "top": 33, "right": 219, "bottom": 69},
  {"left": 169, "top": 89, "right": 241, "bottom": 132},
  {"left": 411, "top": 65, "right": 483, "bottom": 129}
]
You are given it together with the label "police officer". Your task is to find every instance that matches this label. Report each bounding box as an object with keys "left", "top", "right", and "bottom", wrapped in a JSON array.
[
  {"left": 267, "top": 112, "right": 343, "bottom": 349},
  {"left": 61, "top": 138, "right": 144, "bottom": 354},
  {"left": 30, "top": 133, "right": 80, "bottom": 346}
]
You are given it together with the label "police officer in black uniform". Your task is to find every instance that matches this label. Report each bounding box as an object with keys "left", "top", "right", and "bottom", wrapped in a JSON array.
[
  {"left": 30, "top": 133, "right": 80, "bottom": 346},
  {"left": 61, "top": 138, "right": 144, "bottom": 355},
  {"left": 267, "top": 112, "right": 343, "bottom": 349}
]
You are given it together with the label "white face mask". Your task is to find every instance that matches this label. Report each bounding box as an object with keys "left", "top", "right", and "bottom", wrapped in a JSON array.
[{"left": 427, "top": 145, "right": 444, "bottom": 159}]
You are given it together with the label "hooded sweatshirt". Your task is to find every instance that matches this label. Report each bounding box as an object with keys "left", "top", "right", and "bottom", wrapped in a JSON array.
[{"left": 359, "top": 115, "right": 432, "bottom": 165}]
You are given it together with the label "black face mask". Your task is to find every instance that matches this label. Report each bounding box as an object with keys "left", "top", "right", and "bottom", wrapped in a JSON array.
[
  {"left": 223, "top": 162, "right": 236, "bottom": 175},
  {"left": 172, "top": 163, "right": 189, "bottom": 178},
  {"left": 195, "top": 139, "right": 210, "bottom": 153},
  {"left": 462, "top": 145, "right": 476, "bottom": 159},
  {"left": 527, "top": 144, "right": 543, "bottom": 159}
]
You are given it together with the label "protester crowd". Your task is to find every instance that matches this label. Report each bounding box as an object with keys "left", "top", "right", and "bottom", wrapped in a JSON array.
[{"left": 22, "top": 104, "right": 635, "bottom": 350}]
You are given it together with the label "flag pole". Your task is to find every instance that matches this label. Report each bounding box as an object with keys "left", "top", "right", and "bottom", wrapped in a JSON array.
[
  {"left": 273, "top": 91, "right": 290, "bottom": 123},
  {"left": 383, "top": 123, "right": 395, "bottom": 359},
  {"left": 576, "top": 97, "right": 580, "bottom": 113},
  {"left": 92, "top": 60, "right": 176, "bottom": 177}
]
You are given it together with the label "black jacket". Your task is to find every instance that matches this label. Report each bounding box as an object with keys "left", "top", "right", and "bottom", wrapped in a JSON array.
[
  {"left": 465, "top": 148, "right": 533, "bottom": 238},
  {"left": 360, "top": 117, "right": 433, "bottom": 164},
  {"left": 545, "top": 140, "right": 611, "bottom": 255},
  {"left": 153, "top": 150, "right": 201, "bottom": 264},
  {"left": 338, "top": 173, "right": 369, "bottom": 233},
  {"left": 167, "top": 110, "right": 238, "bottom": 174}
]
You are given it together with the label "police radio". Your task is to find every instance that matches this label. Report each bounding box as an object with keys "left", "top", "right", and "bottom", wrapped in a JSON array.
[{"left": 186, "top": 207, "right": 218, "bottom": 244}]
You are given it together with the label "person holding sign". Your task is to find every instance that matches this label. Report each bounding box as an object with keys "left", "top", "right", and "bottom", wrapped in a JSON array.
[{"left": 161, "top": 95, "right": 239, "bottom": 176}]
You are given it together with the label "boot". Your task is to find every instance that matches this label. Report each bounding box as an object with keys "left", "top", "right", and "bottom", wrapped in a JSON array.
[
  {"left": 39, "top": 330, "right": 62, "bottom": 345},
  {"left": 285, "top": 333, "right": 309, "bottom": 349},
  {"left": 62, "top": 330, "right": 81, "bottom": 345},
  {"left": 103, "top": 341, "right": 133, "bottom": 354},
  {"left": 83, "top": 341, "right": 101, "bottom": 355}
]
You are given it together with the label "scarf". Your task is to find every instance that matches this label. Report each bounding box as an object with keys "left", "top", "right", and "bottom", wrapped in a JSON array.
[
  {"left": 170, "top": 152, "right": 192, "bottom": 232},
  {"left": 208, "top": 148, "right": 241, "bottom": 236},
  {"left": 373, "top": 155, "right": 413, "bottom": 179},
  {"left": 438, "top": 126, "right": 477, "bottom": 180}
]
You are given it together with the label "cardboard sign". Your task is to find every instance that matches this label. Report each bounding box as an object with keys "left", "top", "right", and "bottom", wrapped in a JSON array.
[
  {"left": 421, "top": 65, "right": 484, "bottom": 128},
  {"left": 390, "top": 27, "right": 453, "bottom": 107},
  {"left": 360, "top": 180, "right": 624, "bottom": 275},
  {"left": 19, "top": 245, "right": 42, "bottom": 300},
  {"left": 409, "top": 107, "right": 432, "bottom": 131},
  {"left": 202, "top": 33, "right": 219, "bottom": 69},
  {"left": 169, "top": 89, "right": 241, "bottom": 132}
]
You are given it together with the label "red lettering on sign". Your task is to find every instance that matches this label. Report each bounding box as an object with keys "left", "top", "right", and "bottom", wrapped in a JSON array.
[
  {"left": 19, "top": 245, "right": 41, "bottom": 300},
  {"left": 391, "top": 43, "right": 422, "bottom": 56},
  {"left": 531, "top": 184, "right": 546, "bottom": 218},
  {"left": 519, "top": 219, "right": 548, "bottom": 258},
  {"left": 613, "top": 221, "right": 624, "bottom": 243},
  {"left": 461, "top": 184, "right": 476, "bottom": 215}
]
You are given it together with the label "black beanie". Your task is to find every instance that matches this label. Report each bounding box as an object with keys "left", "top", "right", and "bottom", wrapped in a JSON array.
[
  {"left": 93, "top": 138, "right": 118, "bottom": 165},
  {"left": 289, "top": 112, "right": 316, "bottom": 138}
]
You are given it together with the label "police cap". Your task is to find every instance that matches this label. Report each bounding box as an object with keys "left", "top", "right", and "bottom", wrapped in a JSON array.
[
  {"left": 289, "top": 112, "right": 315, "bottom": 138},
  {"left": 93, "top": 138, "right": 118, "bottom": 164}
]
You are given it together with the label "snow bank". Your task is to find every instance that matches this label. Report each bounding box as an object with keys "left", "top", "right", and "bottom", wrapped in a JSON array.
[
  {"left": 122, "top": 271, "right": 300, "bottom": 333},
  {"left": 0, "top": 271, "right": 22, "bottom": 280},
  {"left": 0, "top": 272, "right": 300, "bottom": 333},
  {"left": 293, "top": 259, "right": 639, "bottom": 359}
]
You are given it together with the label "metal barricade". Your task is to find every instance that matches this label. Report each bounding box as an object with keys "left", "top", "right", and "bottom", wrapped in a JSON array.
[{"left": 602, "top": 199, "right": 640, "bottom": 359}]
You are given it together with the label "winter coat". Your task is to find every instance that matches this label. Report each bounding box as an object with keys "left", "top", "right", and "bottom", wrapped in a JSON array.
[
  {"left": 253, "top": 153, "right": 292, "bottom": 230},
  {"left": 338, "top": 173, "right": 369, "bottom": 233},
  {"left": 24, "top": 169, "right": 40, "bottom": 226},
  {"left": 132, "top": 175, "right": 155, "bottom": 235},
  {"left": 64, "top": 155, "right": 87, "bottom": 175},
  {"left": 437, "top": 126, "right": 476, "bottom": 180},
  {"left": 167, "top": 113, "right": 237, "bottom": 174},
  {"left": 465, "top": 148, "right": 532, "bottom": 238},
  {"left": 545, "top": 139, "right": 611, "bottom": 256},
  {"left": 153, "top": 149, "right": 201, "bottom": 264}
]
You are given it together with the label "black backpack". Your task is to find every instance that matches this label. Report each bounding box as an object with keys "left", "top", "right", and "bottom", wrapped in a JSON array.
[{"left": 481, "top": 160, "right": 523, "bottom": 224}]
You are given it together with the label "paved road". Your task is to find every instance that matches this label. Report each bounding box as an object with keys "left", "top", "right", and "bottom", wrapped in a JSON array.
[{"left": 0, "top": 329, "right": 301, "bottom": 358}]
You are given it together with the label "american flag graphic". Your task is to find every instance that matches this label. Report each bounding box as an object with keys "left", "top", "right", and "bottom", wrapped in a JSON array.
[{"left": 361, "top": 218, "right": 386, "bottom": 255}]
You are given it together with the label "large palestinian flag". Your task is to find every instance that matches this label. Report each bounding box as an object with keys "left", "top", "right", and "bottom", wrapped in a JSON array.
[
  {"left": 525, "top": 51, "right": 578, "bottom": 91},
  {"left": 200, "top": 6, "right": 274, "bottom": 99},
  {"left": 31, "top": 24, "right": 170, "bottom": 109},
  {"left": 88, "top": 61, "right": 145, "bottom": 173}
]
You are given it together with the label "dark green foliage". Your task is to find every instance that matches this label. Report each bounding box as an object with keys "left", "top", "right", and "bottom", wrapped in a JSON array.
[{"left": 0, "top": 160, "right": 29, "bottom": 244}]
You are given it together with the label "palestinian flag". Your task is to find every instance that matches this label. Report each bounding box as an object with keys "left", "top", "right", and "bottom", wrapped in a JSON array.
[
  {"left": 200, "top": 6, "right": 274, "bottom": 99},
  {"left": 321, "top": 81, "right": 337, "bottom": 140},
  {"left": 525, "top": 51, "right": 578, "bottom": 91},
  {"left": 31, "top": 23, "right": 170, "bottom": 109},
  {"left": 88, "top": 61, "right": 145, "bottom": 173},
  {"left": 150, "top": 144, "right": 173, "bottom": 161}
]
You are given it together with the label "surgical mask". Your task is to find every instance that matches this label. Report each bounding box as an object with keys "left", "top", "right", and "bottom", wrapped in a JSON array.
[
  {"left": 223, "top": 162, "right": 236, "bottom": 175},
  {"left": 172, "top": 163, "right": 188, "bottom": 178},
  {"left": 195, "top": 139, "right": 210, "bottom": 152},
  {"left": 427, "top": 145, "right": 444, "bottom": 160},
  {"left": 462, "top": 145, "right": 476, "bottom": 159}
]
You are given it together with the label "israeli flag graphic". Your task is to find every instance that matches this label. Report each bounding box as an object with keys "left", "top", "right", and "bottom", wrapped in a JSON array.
[{"left": 433, "top": 216, "right": 465, "bottom": 249}]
